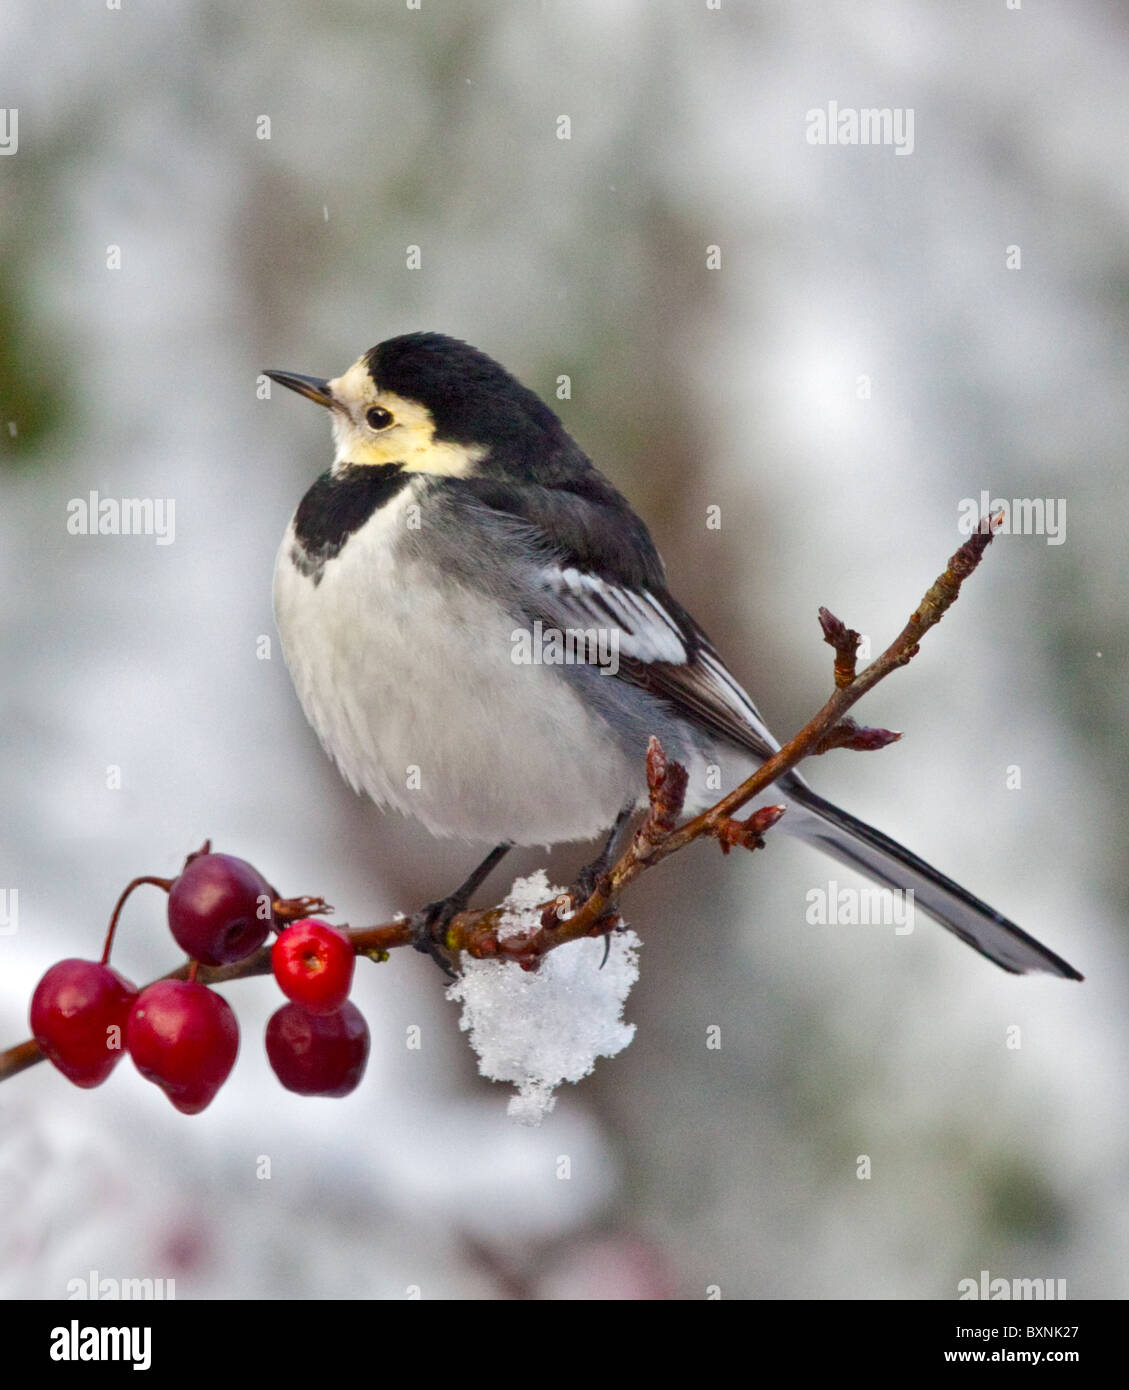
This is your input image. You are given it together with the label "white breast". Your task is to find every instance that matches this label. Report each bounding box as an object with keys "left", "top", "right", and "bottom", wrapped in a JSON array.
[{"left": 272, "top": 483, "right": 641, "bottom": 844}]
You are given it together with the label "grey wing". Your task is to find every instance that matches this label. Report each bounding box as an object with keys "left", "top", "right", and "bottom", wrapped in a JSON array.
[
  {"left": 533, "top": 563, "right": 783, "bottom": 766},
  {"left": 438, "top": 475, "right": 783, "bottom": 765}
]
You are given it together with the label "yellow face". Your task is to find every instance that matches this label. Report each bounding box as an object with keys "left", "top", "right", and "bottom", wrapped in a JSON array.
[{"left": 324, "top": 359, "right": 487, "bottom": 476}]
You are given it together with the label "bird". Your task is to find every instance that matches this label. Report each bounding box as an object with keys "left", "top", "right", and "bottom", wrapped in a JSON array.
[{"left": 266, "top": 332, "right": 1081, "bottom": 981}]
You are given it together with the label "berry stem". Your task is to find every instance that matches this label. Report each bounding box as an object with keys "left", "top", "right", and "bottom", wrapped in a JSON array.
[{"left": 100, "top": 876, "right": 174, "bottom": 965}]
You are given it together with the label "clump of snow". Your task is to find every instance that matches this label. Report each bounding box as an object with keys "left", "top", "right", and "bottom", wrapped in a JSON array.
[
  {"left": 446, "top": 870, "right": 640, "bottom": 1125},
  {"left": 494, "top": 868, "right": 571, "bottom": 941}
]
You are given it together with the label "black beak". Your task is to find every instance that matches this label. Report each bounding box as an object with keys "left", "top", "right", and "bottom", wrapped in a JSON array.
[{"left": 264, "top": 370, "right": 337, "bottom": 410}]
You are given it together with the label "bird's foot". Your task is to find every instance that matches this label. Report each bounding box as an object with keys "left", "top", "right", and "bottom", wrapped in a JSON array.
[
  {"left": 409, "top": 897, "right": 463, "bottom": 979},
  {"left": 567, "top": 803, "right": 635, "bottom": 911},
  {"left": 569, "top": 861, "right": 607, "bottom": 911},
  {"left": 409, "top": 842, "right": 512, "bottom": 978}
]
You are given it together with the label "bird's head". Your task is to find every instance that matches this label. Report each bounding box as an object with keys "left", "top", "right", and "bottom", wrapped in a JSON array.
[{"left": 266, "top": 332, "right": 577, "bottom": 480}]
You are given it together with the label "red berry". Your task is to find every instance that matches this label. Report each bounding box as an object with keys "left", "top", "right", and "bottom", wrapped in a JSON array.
[
  {"left": 167, "top": 852, "right": 274, "bottom": 966},
  {"left": 30, "top": 958, "right": 138, "bottom": 1088},
  {"left": 265, "top": 1000, "right": 369, "bottom": 1098},
  {"left": 127, "top": 980, "right": 239, "bottom": 1114},
  {"left": 272, "top": 920, "right": 354, "bottom": 1014}
]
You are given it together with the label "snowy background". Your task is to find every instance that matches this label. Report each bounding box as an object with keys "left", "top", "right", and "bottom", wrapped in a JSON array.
[{"left": 1, "top": 0, "right": 1126, "bottom": 1299}]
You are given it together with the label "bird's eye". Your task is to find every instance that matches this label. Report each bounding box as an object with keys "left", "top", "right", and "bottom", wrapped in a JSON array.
[{"left": 365, "top": 406, "right": 394, "bottom": 431}]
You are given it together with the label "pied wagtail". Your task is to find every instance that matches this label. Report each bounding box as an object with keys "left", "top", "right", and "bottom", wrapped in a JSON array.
[{"left": 266, "top": 332, "right": 1080, "bottom": 980}]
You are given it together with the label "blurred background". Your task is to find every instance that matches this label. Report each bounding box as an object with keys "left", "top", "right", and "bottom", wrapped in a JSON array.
[{"left": 1, "top": 0, "right": 1126, "bottom": 1299}]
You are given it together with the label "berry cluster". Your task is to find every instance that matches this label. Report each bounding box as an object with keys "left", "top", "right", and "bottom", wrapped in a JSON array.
[
  {"left": 29, "top": 844, "right": 369, "bottom": 1114},
  {"left": 268, "top": 920, "right": 368, "bottom": 1097}
]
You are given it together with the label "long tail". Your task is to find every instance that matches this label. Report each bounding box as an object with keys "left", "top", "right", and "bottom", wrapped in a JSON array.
[{"left": 784, "top": 782, "right": 1082, "bottom": 979}]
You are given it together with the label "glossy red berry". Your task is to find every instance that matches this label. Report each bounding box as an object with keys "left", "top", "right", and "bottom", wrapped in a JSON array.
[
  {"left": 167, "top": 852, "right": 274, "bottom": 966},
  {"left": 272, "top": 920, "right": 354, "bottom": 1014},
  {"left": 127, "top": 980, "right": 239, "bottom": 1114},
  {"left": 265, "top": 1000, "right": 369, "bottom": 1098},
  {"left": 30, "top": 958, "right": 138, "bottom": 1088}
]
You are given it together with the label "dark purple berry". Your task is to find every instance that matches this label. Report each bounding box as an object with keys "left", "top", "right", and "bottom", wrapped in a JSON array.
[
  {"left": 167, "top": 852, "right": 274, "bottom": 966},
  {"left": 265, "top": 1000, "right": 369, "bottom": 1098}
]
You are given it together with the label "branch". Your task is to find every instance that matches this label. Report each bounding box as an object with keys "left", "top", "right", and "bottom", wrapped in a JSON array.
[{"left": 0, "top": 515, "right": 1003, "bottom": 1084}]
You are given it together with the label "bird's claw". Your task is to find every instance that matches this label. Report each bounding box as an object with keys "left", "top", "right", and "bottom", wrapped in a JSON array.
[
  {"left": 409, "top": 898, "right": 461, "bottom": 979},
  {"left": 568, "top": 861, "right": 605, "bottom": 910}
]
